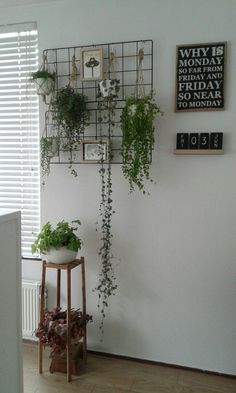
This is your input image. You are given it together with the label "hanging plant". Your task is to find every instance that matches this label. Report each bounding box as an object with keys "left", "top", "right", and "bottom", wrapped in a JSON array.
[
  {"left": 51, "top": 85, "right": 89, "bottom": 150},
  {"left": 51, "top": 85, "right": 89, "bottom": 176},
  {"left": 31, "top": 54, "right": 55, "bottom": 101},
  {"left": 97, "top": 78, "right": 120, "bottom": 99},
  {"left": 120, "top": 92, "right": 161, "bottom": 193},
  {"left": 40, "top": 136, "right": 59, "bottom": 177},
  {"left": 94, "top": 86, "right": 119, "bottom": 335},
  {"left": 95, "top": 156, "right": 117, "bottom": 335}
]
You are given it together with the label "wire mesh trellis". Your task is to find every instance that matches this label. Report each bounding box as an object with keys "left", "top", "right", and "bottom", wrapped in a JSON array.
[{"left": 43, "top": 39, "right": 153, "bottom": 165}]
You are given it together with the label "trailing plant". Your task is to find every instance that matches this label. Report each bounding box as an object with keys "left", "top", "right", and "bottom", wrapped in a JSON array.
[
  {"left": 40, "top": 136, "right": 59, "bottom": 177},
  {"left": 120, "top": 92, "right": 161, "bottom": 193},
  {"left": 95, "top": 158, "right": 117, "bottom": 335},
  {"left": 31, "top": 219, "right": 82, "bottom": 255},
  {"left": 51, "top": 85, "right": 89, "bottom": 150},
  {"left": 94, "top": 88, "right": 119, "bottom": 334},
  {"left": 50, "top": 85, "right": 89, "bottom": 176},
  {"left": 35, "top": 307, "right": 92, "bottom": 356}
]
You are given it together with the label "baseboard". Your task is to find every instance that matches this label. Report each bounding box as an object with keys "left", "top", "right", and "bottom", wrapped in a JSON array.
[
  {"left": 87, "top": 350, "right": 236, "bottom": 380},
  {"left": 23, "top": 338, "right": 38, "bottom": 345},
  {"left": 22, "top": 340, "right": 235, "bottom": 379}
]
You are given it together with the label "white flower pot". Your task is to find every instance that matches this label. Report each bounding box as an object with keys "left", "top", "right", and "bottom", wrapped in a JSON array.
[
  {"left": 34, "top": 77, "right": 55, "bottom": 96},
  {"left": 42, "top": 247, "right": 78, "bottom": 264},
  {"left": 98, "top": 79, "right": 119, "bottom": 98}
]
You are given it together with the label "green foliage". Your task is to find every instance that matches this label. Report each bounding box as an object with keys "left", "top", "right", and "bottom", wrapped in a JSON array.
[
  {"left": 50, "top": 85, "right": 89, "bottom": 176},
  {"left": 35, "top": 307, "right": 92, "bottom": 355},
  {"left": 31, "top": 219, "right": 82, "bottom": 254},
  {"left": 40, "top": 136, "right": 59, "bottom": 177},
  {"left": 94, "top": 163, "right": 117, "bottom": 335},
  {"left": 94, "top": 94, "right": 119, "bottom": 335},
  {"left": 120, "top": 93, "right": 161, "bottom": 193},
  {"left": 51, "top": 85, "right": 89, "bottom": 146},
  {"left": 31, "top": 70, "right": 55, "bottom": 80}
]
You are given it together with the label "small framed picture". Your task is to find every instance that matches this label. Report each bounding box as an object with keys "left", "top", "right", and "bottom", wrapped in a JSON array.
[
  {"left": 80, "top": 47, "right": 103, "bottom": 81},
  {"left": 82, "top": 140, "right": 108, "bottom": 162}
]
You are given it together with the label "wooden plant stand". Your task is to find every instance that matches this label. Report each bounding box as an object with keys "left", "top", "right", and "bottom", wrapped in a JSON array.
[{"left": 38, "top": 258, "right": 87, "bottom": 382}]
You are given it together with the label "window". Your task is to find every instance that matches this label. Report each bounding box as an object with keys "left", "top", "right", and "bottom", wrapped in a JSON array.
[{"left": 0, "top": 23, "right": 40, "bottom": 258}]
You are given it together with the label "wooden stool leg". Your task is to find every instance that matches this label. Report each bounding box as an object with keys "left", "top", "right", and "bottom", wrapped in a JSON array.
[
  {"left": 56, "top": 268, "right": 61, "bottom": 308},
  {"left": 67, "top": 267, "right": 72, "bottom": 382},
  {"left": 39, "top": 261, "right": 46, "bottom": 374},
  {"left": 81, "top": 257, "right": 87, "bottom": 364}
]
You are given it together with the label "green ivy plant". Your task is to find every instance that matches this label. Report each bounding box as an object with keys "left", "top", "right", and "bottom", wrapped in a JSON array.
[
  {"left": 95, "top": 155, "right": 117, "bottom": 335},
  {"left": 31, "top": 219, "right": 82, "bottom": 255},
  {"left": 120, "top": 92, "right": 161, "bottom": 193},
  {"left": 40, "top": 136, "right": 59, "bottom": 177},
  {"left": 94, "top": 87, "right": 119, "bottom": 335},
  {"left": 51, "top": 85, "right": 89, "bottom": 176},
  {"left": 51, "top": 85, "right": 88, "bottom": 148}
]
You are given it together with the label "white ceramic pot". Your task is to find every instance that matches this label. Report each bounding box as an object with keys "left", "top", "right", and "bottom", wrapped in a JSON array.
[
  {"left": 98, "top": 79, "right": 119, "bottom": 98},
  {"left": 42, "top": 247, "right": 78, "bottom": 264},
  {"left": 34, "top": 77, "right": 55, "bottom": 96}
]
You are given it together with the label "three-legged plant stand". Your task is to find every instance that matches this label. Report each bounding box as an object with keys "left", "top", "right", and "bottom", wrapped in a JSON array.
[{"left": 38, "top": 258, "right": 87, "bottom": 382}]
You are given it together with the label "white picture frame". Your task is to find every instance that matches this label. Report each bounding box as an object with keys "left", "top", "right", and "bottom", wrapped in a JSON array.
[
  {"left": 82, "top": 140, "right": 108, "bottom": 162},
  {"left": 80, "top": 47, "right": 103, "bottom": 81}
]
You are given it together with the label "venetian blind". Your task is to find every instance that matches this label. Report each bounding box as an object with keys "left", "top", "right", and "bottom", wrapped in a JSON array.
[{"left": 0, "top": 23, "right": 40, "bottom": 257}]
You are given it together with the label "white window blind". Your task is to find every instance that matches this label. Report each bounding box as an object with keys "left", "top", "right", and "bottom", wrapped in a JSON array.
[{"left": 0, "top": 23, "right": 40, "bottom": 258}]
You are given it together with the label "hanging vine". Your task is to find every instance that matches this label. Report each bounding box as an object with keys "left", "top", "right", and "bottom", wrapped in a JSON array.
[
  {"left": 120, "top": 48, "right": 162, "bottom": 193},
  {"left": 120, "top": 92, "right": 161, "bottom": 193},
  {"left": 95, "top": 158, "right": 117, "bottom": 334},
  {"left": 94, "top": 76, "right": 119, "bottom": 334}
]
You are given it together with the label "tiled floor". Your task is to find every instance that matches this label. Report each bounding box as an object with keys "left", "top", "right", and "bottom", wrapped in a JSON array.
[{"left": 23, "top": 343, "right": 236, "bottom": 393}]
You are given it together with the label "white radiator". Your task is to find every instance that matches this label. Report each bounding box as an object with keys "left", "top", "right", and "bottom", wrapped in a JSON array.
[{"left": 22, "top": 280, "right": 41, "bottom": 340}]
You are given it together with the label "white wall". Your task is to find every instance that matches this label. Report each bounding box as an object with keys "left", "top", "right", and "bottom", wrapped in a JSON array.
[{"left": 2, "top": 0, "right": 236, "bottom": 374}]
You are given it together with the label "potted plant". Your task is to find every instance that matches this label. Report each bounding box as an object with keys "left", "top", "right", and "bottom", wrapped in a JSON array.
[
  {"left": 31, "top": 69, "right": 55, "bottom": 97},
  {"left": 31, "top": 219, "right": 82, "bottom": 263},
  {"left": 97, "top": 78, "right": 120, "bottom": 99},
  {"left": 51, "top": 85, "right": 88, "bottom": 145},
  {"left": 35, "top": 307, "right": 92, "bottom": 356},
  {"left": 50, "top": 85, "right": 89, "bottom": 176},
  {"left": 120, "top": 92, "right": 161, "bottom": 193}
]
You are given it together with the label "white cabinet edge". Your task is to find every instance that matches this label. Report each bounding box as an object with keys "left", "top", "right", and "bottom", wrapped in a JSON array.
[
  {"left": 0, "top": 209, "right": 21, "bottom": 223},
  {"left": 0, "top": 209, "right": 23, "bottom": 393}
]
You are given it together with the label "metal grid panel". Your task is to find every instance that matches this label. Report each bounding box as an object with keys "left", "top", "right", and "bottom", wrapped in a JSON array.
[{"left": 43, "top": 39, "right": 153, "bottom": 164}]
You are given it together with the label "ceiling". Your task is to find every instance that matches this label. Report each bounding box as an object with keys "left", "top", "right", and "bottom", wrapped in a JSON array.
[{"left": 0, "top": 0, "right": 60, "bottom": 7}]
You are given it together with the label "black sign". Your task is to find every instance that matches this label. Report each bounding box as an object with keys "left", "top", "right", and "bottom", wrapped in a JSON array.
[
  {"left": 199, "top": 133, "right": 210, "bottom": 149},
  {"left": 176, "top": 133, "right": 188, "bottom": 149},
  {"left": 176, "top": 132, "right": 223, "bottom": 150},
  {"left": 189, "top": 133, "right": 199, "bottom": 149},
  {"left": 175, "top": 42, "right": 226, "bottom": 111},
  {"left": 210, "top": 132, "right": 223, "bottom": 149}
]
